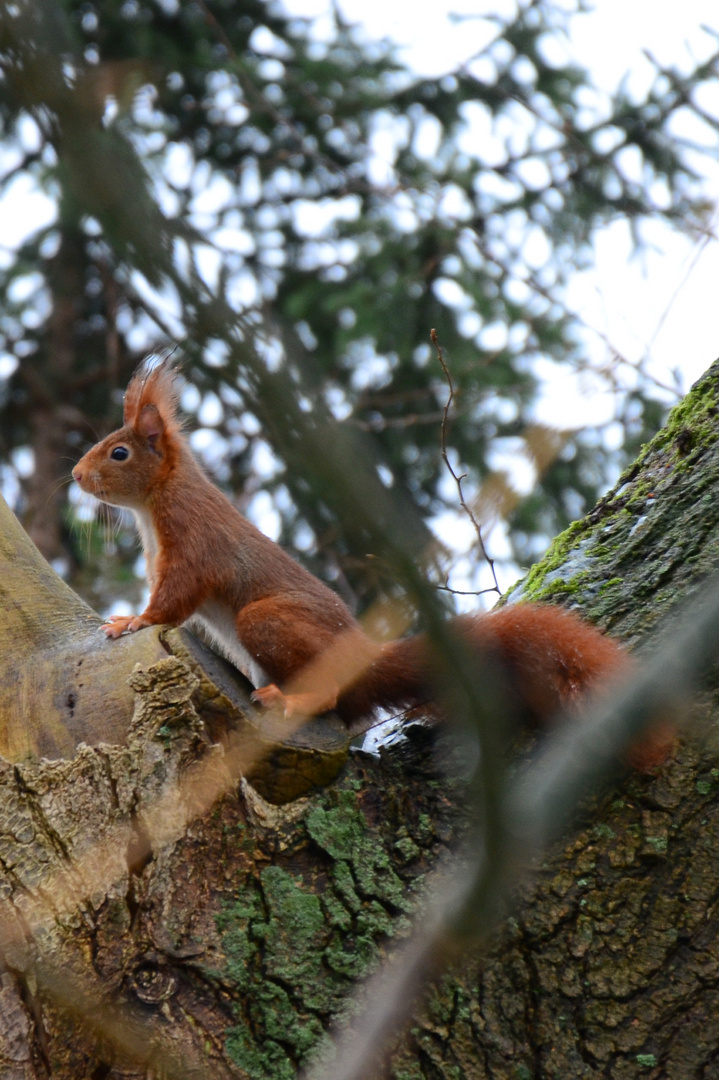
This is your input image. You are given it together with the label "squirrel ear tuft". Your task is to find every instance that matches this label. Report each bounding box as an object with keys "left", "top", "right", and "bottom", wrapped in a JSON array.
[{"left": 123, "top": 353, "right": 183, "bottom": 437}]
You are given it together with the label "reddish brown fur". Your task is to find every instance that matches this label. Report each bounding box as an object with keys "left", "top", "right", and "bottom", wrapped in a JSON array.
[
  {"left": 122, "top": 357, "right": 183, "bottom": 435},
  {"left": 73, "top": 358, "right": 364, "bottom": 650},
  {"left": 335, "top": 605, "right": 630, "bottom": 728},
  {"left": 71, "top": 359, "right": 674, "bottom": 770}
]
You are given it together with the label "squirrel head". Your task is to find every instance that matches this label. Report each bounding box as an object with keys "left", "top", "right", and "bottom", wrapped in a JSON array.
[{"left": 72, "top": 356, "right": 184, "bottom": 509}]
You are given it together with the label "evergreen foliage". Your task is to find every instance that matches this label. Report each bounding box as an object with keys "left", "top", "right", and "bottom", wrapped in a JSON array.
[{"left": 0, "top": 0, "right": 716, "bottom": 610}]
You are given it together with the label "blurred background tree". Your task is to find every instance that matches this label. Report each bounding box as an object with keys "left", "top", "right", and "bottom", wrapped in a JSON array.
[{"left": 0, "top": 0, "right": 716, "bottom": 617}]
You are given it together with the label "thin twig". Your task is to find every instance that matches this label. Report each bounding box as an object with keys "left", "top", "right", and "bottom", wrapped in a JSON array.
[
  {"left": 437, "top": 581, "right": 500, "bottom": 597},
  {"left": 431, "top": 328, "right": 501, "bottom": 597}
]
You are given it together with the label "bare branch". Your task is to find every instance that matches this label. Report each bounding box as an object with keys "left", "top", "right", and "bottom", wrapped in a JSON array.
[{"left": 431, "top": 328, "right": 501, "bottom": 598}]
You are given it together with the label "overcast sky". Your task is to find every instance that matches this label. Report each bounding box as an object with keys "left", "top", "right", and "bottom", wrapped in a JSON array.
[
  {"left": 290, "top": 0, "right": 719, "bottom": 591},
  {"left": 285, "top": 0, "right": 719, "bottom": 426}
]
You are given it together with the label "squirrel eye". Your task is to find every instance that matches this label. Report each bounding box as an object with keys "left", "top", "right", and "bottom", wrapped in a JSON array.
[{"left": 110, "top": 446, "right": 130, "bottom": 461}]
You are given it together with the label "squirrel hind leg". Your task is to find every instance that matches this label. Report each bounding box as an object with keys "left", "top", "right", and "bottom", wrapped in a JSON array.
[
  {"left": 251, "top": 684, "right": 286, "bottom": 710},
  {"left": 251, "top": 682, "right": 340, "bottom": 719}
]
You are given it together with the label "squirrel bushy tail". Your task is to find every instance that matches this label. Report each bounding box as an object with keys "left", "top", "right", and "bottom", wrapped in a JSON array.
[
  {"left": 336, "top": 604, "right": 628, "bottom": 730},
  {"left": 337, "top": 605, "right": 674, "bottom": 771}
]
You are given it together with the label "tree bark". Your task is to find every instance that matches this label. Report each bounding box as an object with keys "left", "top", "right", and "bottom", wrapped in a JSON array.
[{"left": 2, "top": 363, "right": 719, "bottom": 1077}]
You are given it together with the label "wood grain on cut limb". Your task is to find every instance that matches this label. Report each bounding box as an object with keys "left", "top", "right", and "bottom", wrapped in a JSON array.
[
  {"left": 0, "top": 491, "right": 166, "bottom": 759},
  {"left": 2, "top": 364, "right": 719, "bottom": 1076}
]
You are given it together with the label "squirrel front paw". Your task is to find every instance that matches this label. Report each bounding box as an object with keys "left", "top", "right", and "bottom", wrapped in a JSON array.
[{"left": 102, "top": 614, "right": 151, "bottom": 637}]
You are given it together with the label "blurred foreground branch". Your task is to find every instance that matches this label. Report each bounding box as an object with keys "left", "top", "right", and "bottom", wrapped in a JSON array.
[{"left": 307, "top": 563, "right": 716, "bottom": 1080}]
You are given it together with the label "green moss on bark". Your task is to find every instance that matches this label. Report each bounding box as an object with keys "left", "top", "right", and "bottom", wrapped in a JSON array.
[
  {"left": 505, "top": 362, "right": 719, "bottom": 645},
  {"left": 214, "top": 768, "right": 458, "bottom": 1078}
]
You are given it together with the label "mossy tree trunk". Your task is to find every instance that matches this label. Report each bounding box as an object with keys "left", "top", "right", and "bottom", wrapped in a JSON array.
[{"left": 3, "top": 364, "right": 719, "bottom": 1078}]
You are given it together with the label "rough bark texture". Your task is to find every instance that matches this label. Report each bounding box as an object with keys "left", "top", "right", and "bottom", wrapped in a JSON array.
[{"left": 2, "top": 362, "right": 719, "bottom": 1077}]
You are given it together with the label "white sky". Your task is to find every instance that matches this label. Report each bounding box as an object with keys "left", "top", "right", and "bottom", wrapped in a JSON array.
[
  {"left": 300, "top": 0, "right": 719, "bottom": 591},
  {"left": 556, "top": 0, "right": 719, "bottom": 417},
  {"left": 286, "top": 0, "right": 719, "bottom": 416},
  {"left": 2, "top": 0, "right": 716, "bottom": 420}
]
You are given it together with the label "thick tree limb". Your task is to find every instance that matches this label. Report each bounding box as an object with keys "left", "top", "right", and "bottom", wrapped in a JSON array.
[{"left": 2, "top": 364, "right": 719, "bottom": 1076}]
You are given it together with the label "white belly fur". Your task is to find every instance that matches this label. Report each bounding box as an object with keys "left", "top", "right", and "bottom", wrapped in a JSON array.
[
  {"left": 132, "top": 508, "right": 159, "bottom": 587},
  {"left": 190, "top": 599, "right": 269, "bottom": 689},
  {"left": 129, "top": 513, "right": 266, "bottom": 687}
]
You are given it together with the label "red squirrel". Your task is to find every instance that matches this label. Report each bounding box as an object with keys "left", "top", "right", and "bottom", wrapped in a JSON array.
[{"left": 71, "top": 359, "right": 671, "bottom": 768}]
